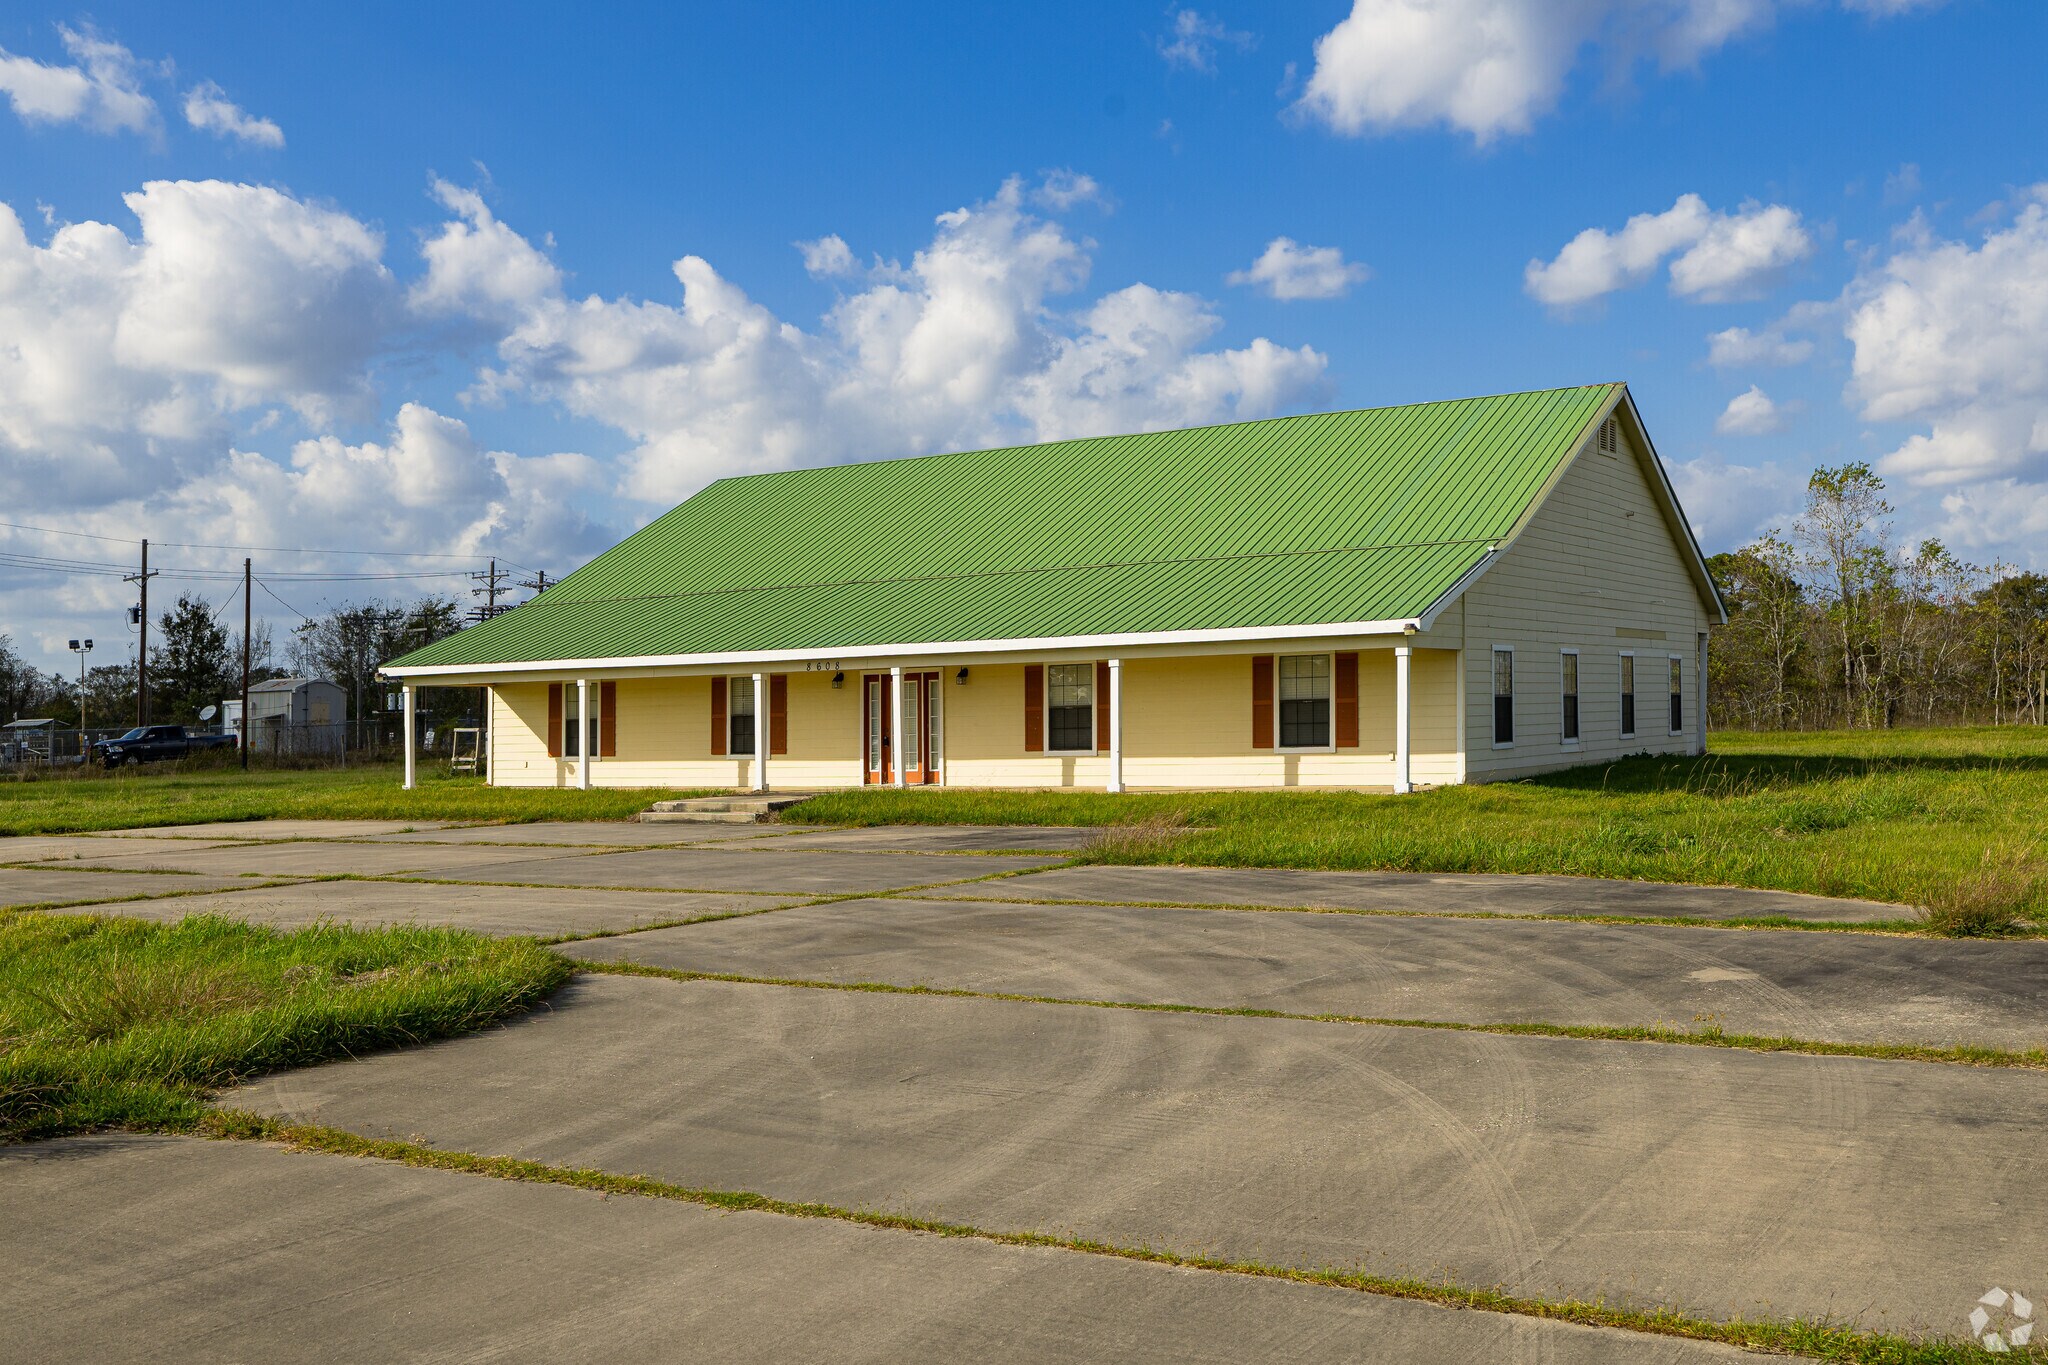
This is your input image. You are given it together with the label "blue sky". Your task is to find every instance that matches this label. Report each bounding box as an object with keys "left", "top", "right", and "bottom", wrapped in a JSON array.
[{"left": 1, "top": 1, "right": 2042, "bottom": 675}]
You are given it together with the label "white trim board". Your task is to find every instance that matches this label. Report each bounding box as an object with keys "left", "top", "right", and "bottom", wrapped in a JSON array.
[{"left": 380, "top": 617, "right": 1428, "bottom": 681}]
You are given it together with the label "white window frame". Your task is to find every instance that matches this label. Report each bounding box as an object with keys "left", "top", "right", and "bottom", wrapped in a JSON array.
[
  {"left": 561, "top": 686, "right": 598, "bottom": 759},
  {"left": 1559, "top": 648, "right": 1580, "bottom": 749},
  {"left": 1274, "top": 651, "right": 1336, "bottom": 754},
  {"left": 1044, "top": 662, "right": 1097, "bottom": 756},
  {"left": 1667, "top": 654, "right": 1685, "bottom": 736},
  {"left": 1618, "top": 650, "right": 1637, "bottom": 741},
  {"left": 1490, "top": 644, "right": 1514, "bottom": 750},
  {"left": 728, "top": 674, "right": 757, "bottom": 756}
]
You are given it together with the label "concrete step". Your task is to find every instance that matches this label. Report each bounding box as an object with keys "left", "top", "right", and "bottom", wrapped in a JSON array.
[
  {"left": 634, "top": 810, "right": 765, "bottom": 825},
  {"left": 636, "top": 793, "right": 819, "bottom": 824}
]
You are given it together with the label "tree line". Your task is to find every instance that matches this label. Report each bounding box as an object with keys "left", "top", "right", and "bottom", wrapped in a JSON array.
[
  {"left": 1708, "top": 463, "right": 2048, "bottom": 730},
  {"left": 1, "top": 595, "right": 468, "bottom": 731}
]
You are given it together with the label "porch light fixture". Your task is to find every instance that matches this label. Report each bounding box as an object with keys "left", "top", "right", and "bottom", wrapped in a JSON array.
[
  {"left": 831, "top": 671, "right": 844, "bottom": 688},
  {"left": 955, "top": 667, "right": 969, "bottom": 685}
]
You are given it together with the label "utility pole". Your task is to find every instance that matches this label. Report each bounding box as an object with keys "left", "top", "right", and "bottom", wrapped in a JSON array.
[
  {"left": 124, "top": 538, "right": 158, "bottom": 725},
  {"left": 468, "top": 558, "right": 510, "bottom": 623},
  {"left": 241, "top": 558, "right": 252, "bottom": 771},
  {"left": 516, "top": 567, "right": 551, "bottom": 601}
]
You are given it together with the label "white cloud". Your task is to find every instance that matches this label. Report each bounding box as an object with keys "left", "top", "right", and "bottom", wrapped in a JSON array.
[
  {"left": 182, "top": 80, "right": 284, "bottom": 148},
  {"left": 1715, "top": 385, "right": 1790, "bottom": 435},
  {"left": 1226, "top": 237, "right": 1372, "bottom": 300},
  {"left": 0, "top": 180, "right": 396, "bottom": 511},
  {"left": 174, "top": 404, "right": 611, "bottom": 568},
  {"left": 412, "top": 179, "right": 562, "bottom": 322},
  {"left": 1295, "top": 0, "right": 1941, "bottom": 142},
  {"left": 1032, "top": 169, "right": 1106, "bottom": 212},
  {"left": 452, "top": 176, "right": 1326, "bottom": 501},
  {"left": 1846, "top": 189, "right": 2048, "bottom": 493},
  {"left": 1158, "top": 10, "right": 1255, "bottom": 73},
  {"left": 1666, "top": 451, "right": 1807, "bottom": 550},
  {"left": 796, "top": 233, "right": 858, "bottom": 279},
  {"left": 1525, "top": 194, "right": 1811, "bottom": 307},
  {"left": 0, "top": 24, "right": 155, "bottom": 135},
  {"left": 1706, "top": 324, "right": 1814, "bottom": 368}
]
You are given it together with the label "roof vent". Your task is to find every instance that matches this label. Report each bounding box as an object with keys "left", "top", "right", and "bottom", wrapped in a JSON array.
[{"left": 1597, "top": 418, "right": 1619, "bottom": 456}]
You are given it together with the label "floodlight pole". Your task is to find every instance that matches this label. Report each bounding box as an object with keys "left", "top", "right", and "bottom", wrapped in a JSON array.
[{"left": 241, "top": 558, "right": 252, "bottom": 771}]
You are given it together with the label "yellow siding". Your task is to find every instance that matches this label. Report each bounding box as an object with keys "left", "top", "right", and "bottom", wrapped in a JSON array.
[{"left": 1459, "top": 424, "right": 1710, "bottom": 780}]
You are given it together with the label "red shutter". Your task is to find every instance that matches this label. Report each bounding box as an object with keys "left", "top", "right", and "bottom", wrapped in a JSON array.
[
  {"left": 1251, "top": 655, "right": 1273, "bottom": 750},
  {"left": 710, "top": 676, "right": 727, "bottom": 756},
  {"left": 599, "top": 681, "right": 618, "bottom": 757},
  {"left": 1094, "top": 660, "right": 1111, "bottom": 751},
  {"left": 546, "top": 683, "right": 563, "bottom": 758},
  {"left": 769, "top": 674, "right": 788, "bottom": 755},
  {"left": 1334, "top": 652, "right": 1359, "bottom": 749},
  {"left": 1023, "top": 664, "right": 1044, "bottom": 753}
]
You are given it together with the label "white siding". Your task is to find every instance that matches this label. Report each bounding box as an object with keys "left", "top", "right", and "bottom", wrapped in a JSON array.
[{"left": 1459, "top": 422, "right": 1711, "bottom": 781}]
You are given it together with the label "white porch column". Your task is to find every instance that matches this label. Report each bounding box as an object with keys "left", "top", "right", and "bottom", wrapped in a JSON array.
[
  {"left": 576, "top": 677, "right": 591, "bottom": 791},
  {"left": 1393, "top": 645, "right": 1413, "bottom": 795},
  {"left": 401, "top": 684, "right": 416, "bottom": 790},
  {"left": 752, "top": 672, "right": 768, "bottom": 792},
  {"left": 1106, "top": 658, "right": 1123, "bottom": 793},
  {"left": 890, "top": 666, "right": 906, "bottom": 788}
]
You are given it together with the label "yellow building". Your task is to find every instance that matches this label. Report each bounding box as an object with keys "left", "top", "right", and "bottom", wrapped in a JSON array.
[{"left": 382, "top": 384, "right": 1723, "bottom": 793}]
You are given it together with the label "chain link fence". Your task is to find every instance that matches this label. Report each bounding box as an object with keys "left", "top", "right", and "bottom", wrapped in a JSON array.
[{"left": 0, "top": 721, "right": 485, "bottom": 775}]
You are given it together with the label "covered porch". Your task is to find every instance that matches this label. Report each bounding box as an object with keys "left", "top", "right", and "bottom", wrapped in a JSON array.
[{"left": 397, "top": 641, "right": 1464, "bottom": 794}]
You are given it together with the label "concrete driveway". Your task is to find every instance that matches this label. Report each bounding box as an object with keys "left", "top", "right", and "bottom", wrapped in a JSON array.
[{"left": 15, "top": 816, "right": 2043, "bottom": 1359}]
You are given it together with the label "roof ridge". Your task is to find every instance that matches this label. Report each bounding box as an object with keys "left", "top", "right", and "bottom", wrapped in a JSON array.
[{"left": 704, "top": 382, "right": 1626, "bottom": 491}]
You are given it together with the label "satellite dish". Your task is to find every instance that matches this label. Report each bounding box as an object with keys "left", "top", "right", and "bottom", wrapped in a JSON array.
[{"left": 199, "top": 705, "right": 218, "bottom": 721}]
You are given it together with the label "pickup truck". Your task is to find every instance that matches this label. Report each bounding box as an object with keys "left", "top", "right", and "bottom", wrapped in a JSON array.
[{"left": 94, "top": 725, "right": 239, "bottom": 767}]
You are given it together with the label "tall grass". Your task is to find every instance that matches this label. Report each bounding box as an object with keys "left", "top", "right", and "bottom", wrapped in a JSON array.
[
  {"left": 0, "top": 912, "right": 570, "bottom": 1140},
  {"left": 790, "top": 728, "right": 2048, "bottom": 929}
]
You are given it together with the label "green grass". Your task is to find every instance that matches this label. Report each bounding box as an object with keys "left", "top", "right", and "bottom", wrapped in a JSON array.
[
  {"left": 0, "top": 763, "right": 709, "bottom": 835},
  {"left": 201, "top": 1112, "right": 2024, "bottom": 1364},
  {"left": 0, "top": 911, "right": 570, "bottom": 1140},
  {"left": 788, "top": 727, "right": 2048, "bottom": 927}
]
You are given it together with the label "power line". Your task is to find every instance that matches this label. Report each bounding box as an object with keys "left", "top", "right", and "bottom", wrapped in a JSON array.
[
  {"left": 253, "top": 578, "right": 315, "bottom": 625},
  {"left": 0, "top": 519, "right": 535, "bottom": 570}
]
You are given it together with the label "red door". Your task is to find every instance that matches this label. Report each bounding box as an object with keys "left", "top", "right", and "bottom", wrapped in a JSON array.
[{"left": 864, "top": 673, "right": 939, "bottom": 784}]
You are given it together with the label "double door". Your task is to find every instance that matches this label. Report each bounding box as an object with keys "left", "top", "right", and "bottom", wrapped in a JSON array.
[{"left": 864, "top": 672, "right": 940, "bottom": 784}]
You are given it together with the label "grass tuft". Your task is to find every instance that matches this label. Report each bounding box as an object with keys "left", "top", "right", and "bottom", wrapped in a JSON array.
[
  {"left": 1917, "top": 845, "right": 2044, "bottom": 938},
  {"left": 0, "top": 912, "right": 570, "bottom": 1141},
  {"left": 1079, "top": 808, "right": 1195, "bottom": 861}
]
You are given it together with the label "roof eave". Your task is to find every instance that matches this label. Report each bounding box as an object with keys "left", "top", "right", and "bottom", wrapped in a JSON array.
[{"left": 378, "top": 615, "right": 1432, "bottom": 681}]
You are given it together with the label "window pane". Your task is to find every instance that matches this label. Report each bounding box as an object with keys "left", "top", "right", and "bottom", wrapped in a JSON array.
[
  {"left": 563, "top": 689, "right": 581, "bottom": 756},
  {"left": 1277, "top": 654, "right": 1330, "bottom": 747},
  {"left": 1493, "top": 650, "right": 1512, "bottom": 698},
  {"left": 1278, "top": 654, "right": 1329, "bottom": 701},
  {"left": 1670, "top": 660, "right": 1683, "bottom": 733},
  {"left": 1279, "top": 699, "right": 1328, "bottom": 747},
  {"left": 867, "top": 680, "right": 881, "bottom": 770},
  {"left": 1047, "top": 664, "right": 1093, "bottom": 751},
  {"left": 902, "top": 678, "right": 920, "bottom": 769},
  {"left": 1047, "top": 663, "right": 1092, "bottom": 708},
  {"left": 1561, "top": 654, "right": 1577, "bottom": 696},
  {"left": 1562, "top": 694, "right": 1579, "bottom": 742},
  {"left": 1620, "top": 656, "right": 1634, "bottom": 694},
  {"left": 1494, "top": 695, "right": 1514, "bottom": 745},
  {"left": 730, "top": 676, "right": 755, "bottom": 755},
  {"left": 927, "top": 680, "right": 941, "bottom": 771}
]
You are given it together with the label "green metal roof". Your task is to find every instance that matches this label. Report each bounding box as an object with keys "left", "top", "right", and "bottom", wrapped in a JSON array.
[{"left": 388, "top": 384, "right": 1622, "bottom": 669}]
